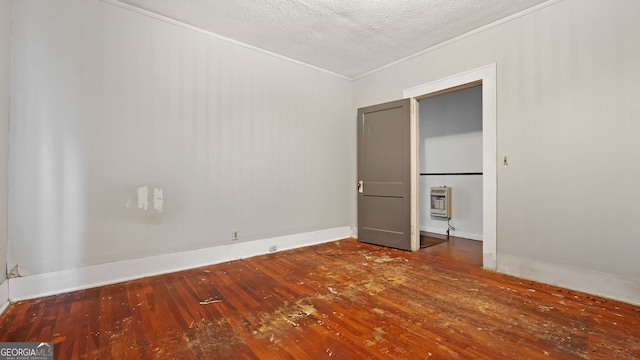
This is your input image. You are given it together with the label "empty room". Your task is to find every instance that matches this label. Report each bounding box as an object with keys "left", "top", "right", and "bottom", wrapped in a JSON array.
[{"left": 1, "top": 0, "right": 639, "bottom": 358}]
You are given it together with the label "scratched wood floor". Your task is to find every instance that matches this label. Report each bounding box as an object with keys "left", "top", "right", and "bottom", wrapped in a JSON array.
[{"left": 1, "top": 236, "right": 639, "bottom": 359}]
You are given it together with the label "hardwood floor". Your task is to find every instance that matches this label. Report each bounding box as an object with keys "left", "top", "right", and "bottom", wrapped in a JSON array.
[{"left": 1, "top": 237, "right": 639, "bottom": 359}]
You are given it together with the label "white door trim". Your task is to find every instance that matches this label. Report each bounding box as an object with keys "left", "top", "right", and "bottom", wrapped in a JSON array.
[
  {"left": 410, "top": 98, "right": 420, "bottom": 251},
  {"left": 403, "top": 64, "right": 497, "bottom": 270}
]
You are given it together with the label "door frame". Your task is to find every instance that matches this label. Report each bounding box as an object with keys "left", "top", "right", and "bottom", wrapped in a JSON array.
[{"left": 403, "top": 64, "right": 497, "bottom": 270}]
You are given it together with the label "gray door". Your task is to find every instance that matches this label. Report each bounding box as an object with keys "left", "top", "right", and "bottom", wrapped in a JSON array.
[{"left": 357, "top": 98, "right": 419, "bottom": 251}]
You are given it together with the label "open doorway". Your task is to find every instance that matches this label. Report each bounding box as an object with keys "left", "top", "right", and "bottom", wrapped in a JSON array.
[
  {"left": 404, "top": 64, "right": 497, "bottom": 270},
  {"left": 416, "top": 84, "right": 483, "bottom": 267},
  {"left": 419, "top": 85, "right": 483, "bottom": 249},
  {"left": 356, "top": 64, "right": 496, "bottom": 267}
]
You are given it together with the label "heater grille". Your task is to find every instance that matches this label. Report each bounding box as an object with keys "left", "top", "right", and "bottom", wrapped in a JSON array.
[{"left": 430, "top": 187, "right": 451, "bottom": 218}]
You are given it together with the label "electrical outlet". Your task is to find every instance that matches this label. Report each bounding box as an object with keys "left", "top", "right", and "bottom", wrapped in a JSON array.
[
  {"left": 269, "top": 245, "right": 277, "bottom": 252},
  {"left": 231, "top": 229, "right": 239, "bottom": 241}
]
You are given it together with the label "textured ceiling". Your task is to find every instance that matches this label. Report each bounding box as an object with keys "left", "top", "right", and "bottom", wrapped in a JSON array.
[{"left": 117, "top": 0, "right": 549, "bottom": 78}]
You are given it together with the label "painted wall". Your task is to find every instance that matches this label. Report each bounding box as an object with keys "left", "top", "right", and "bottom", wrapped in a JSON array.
[
  {"left": 8, "top": 0, "right": 352, "bottom": 276},
  {"left": 419, "top": 86, "right": 482, "bottom": 239},
  {"left": 353, "top": 0, "right": 640, "bottom": 303},
  {"left": 0, "top": 0, "right": 12, "bottom": 286}
]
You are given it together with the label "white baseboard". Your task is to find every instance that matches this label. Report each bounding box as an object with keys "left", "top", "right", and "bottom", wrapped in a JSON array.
[
  {"left": 421, "top": 226, "right": 483, "bottom": 241},
  {"left": 9, "top": 227, "right": 350, "bottom": 302},
  {"left": 0, "top": 279, "right": 8, "bottom": 315},
  {"left": 497, "top": 254, "right": 640, "bottom": 306}
]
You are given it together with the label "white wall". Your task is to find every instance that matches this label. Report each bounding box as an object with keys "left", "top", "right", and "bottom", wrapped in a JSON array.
[
  {"left": 0, "top": 0, "right": 12, "bottom": 289},
  {"left": 353, "top": 0, "right": 640, "bottom": 304},
  {"left": 8, "top": 0, "right": 352, "bottom": 277},
  {"left": 420, "top": 86, "right": 482, "bottom": 239}
]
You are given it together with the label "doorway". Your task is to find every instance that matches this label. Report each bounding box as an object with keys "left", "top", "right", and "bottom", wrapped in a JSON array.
[
  {"left": 404, "top": 64, "right": 497, "bottom": 270},
  {"left": 419, "top": 85, "right": 483, "bottom": 242}
]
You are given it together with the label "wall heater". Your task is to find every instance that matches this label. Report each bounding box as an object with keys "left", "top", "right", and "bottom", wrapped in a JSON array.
[{"left": 430, "top": 187, "right": 452, "bottom": 219}]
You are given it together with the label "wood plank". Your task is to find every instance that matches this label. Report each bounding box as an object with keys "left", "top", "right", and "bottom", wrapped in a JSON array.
[{"left": 1, "top": 237, "right": 639, "bottom": 359}]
